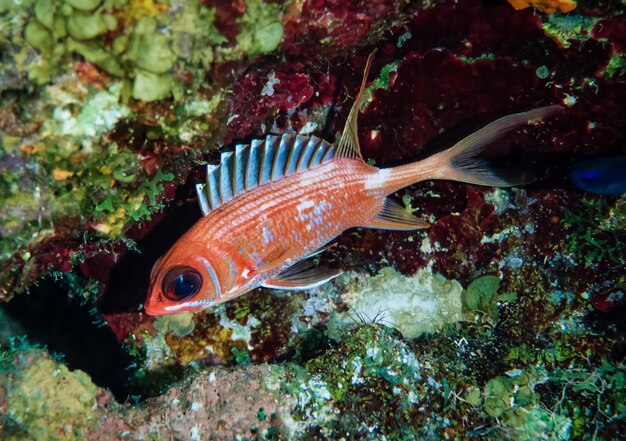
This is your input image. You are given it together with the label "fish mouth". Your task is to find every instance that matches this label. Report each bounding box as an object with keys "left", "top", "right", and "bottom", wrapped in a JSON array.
[
  {"left": 143, "top": 298, "right": 161, "bottom": 316},
  {"left": 143, "top": 303, "right": 160, "bottom": 316},
  {"left": 143, "top": 280, "right": 161, "bottom": 316}
]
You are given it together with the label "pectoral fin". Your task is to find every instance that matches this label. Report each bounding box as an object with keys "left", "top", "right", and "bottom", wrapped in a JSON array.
[
  {"left": 363, "top": 198, "right": 430, "bottom": 230},
  {"left": 304, "top": 242, "right": 336, "bottom": 259},
  {"left": 262, "top": 260, "right": 342, "bottom": 290},
  {"left": 242, "top": 246, "right": 299, "bottom": 281}
]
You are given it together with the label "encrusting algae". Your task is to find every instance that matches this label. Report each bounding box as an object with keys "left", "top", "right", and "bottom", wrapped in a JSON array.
[{"left": 0, "top": 343, "right": 98, "bottom": 441}]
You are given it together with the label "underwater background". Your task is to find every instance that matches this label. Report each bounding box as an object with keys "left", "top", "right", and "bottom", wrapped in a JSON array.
[{"left": 0, "top": 0, "right": 625, "bottom": 439}]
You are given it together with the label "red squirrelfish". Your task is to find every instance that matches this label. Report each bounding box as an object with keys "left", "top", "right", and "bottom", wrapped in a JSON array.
[{"left": 144, "top": 52, "right": 562, "bottom": 315}]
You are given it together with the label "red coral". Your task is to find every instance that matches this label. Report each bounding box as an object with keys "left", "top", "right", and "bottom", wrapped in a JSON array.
[
  {"left": 282, "top": 0, "right": 403, "bottom": 57},
  {"left": 589, "top": 288, "right": 626, "bottom": 313},
  {"left": 360, "top": 51, "right": 545, "bottom": 164},
  {"left": 225, "top": 66, "right": 316, "bottom": 143},
  {"left": 593, "top": 17, "right": 626, "bottom": 53},
  {"left": 203, "top": 0, "right": 246, "bottom": 42},
  {"left": 34, "top": 237, "right": 77, "bottom": 274},
  {"left": 102, "top": 312, "right": 153, "bottom": 341},
  {"left": 429, "top": 188, "right": 499, "bottom": 282}
]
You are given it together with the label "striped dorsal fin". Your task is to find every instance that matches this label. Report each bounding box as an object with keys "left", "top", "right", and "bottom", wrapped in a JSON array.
[{"left": 196, "top": 134, "right": 336, "bottom": 216}]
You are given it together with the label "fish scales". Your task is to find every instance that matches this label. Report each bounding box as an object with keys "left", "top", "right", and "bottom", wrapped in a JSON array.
[
  {"left": 181, "top": 160, "right": 382, "bottom": 281},
  {"left": 145, "top": 51, "right": 563, "bottom": 315},
  {"left": 209, "top": 161, "right": 379, "bottom": 239}
]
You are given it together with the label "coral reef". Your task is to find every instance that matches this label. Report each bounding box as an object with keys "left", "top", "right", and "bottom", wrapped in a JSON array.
[
  {"left": 0, "top": 339, "right": 99, "bottom": 440},
  {"left": 1, "top": 0, "right": 625, "bottom": 439},
  {"left": 3, "top": 325, "right": 625, "bottom": 440}
]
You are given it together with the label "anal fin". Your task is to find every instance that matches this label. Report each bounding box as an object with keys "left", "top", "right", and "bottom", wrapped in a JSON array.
[
  {"left": 363, "top": 198, "right": 430, "bottom": 230},
  {"left": 262, "top": 260, "right": 342, "bottom": 290}
]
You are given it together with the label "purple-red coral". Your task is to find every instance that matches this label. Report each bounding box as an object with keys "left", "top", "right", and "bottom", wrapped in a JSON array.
[
  {"left": 225, "top": 66, "right": 316, "bottom": 143},
  {"left": 428, "top": 188, "right": 499, "bottom": 282},
  {"left": 593, "top": 18, "right": 626, "bottom": 53},
  {"left": 282, "top": 0, "right": 403, "bottom": 57}
]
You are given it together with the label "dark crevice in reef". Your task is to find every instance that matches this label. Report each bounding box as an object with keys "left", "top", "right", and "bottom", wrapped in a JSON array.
[
  {"left": 99, "top": 200, "right": 200, "bottom": 314},
  {"left": 1, "top": 277, "right": 136, "bottom": 401},
  {"left": 0, "top": 202, "right": 201, "bottom": 402}
]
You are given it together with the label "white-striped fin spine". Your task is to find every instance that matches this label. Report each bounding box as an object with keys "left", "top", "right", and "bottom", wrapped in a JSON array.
[{"left": 196, "top": 134, "right": 336, "bottom": 216}]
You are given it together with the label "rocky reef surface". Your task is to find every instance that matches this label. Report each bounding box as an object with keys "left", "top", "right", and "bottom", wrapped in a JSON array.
[{"left": 1, "top": 0, "right": 625, "bottom": 439}]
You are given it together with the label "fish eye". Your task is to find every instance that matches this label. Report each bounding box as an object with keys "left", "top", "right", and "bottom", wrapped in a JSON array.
[{"left": 162, "top": 267, "right": 202, "bottom": 301}]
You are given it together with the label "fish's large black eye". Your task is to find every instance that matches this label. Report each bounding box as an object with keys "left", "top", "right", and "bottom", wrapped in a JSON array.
[{"left": 162, "top": 267, "right": 202, "bottom": 301}]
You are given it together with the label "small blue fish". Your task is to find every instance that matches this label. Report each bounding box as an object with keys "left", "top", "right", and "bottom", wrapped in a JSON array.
[{"left": 570, "top": 156, "right": 626, "bottom": 196}]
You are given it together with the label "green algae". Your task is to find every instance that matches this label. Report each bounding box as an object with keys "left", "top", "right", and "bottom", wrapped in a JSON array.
[
  {"left": 153, "top": 312, "right": 195, "bottom": 338},
  {"left": 480, "top": 369, "right": 572, "bottom": 440},
  {"left": 550, "top": 361, "right": 626, "bottom": 438},
  {"left": 563, "top": 196, "right": 626, "bottom": 266},
  {"left": 277, "top": 317, "right": 620, "bottom": 439},
  {"left": 458, "top": 52, "right": 496, "bottom": 64},
  {"left": 362, "top": 60, "right": 400, "bottom": 109},
  {"left": 541, "top": 15, "right": 601, "bottom": 49},
  {"left": 282, "top": 324, "right": 428, "bottom": 439},
  {"left": 2, "top": 0, "right": 286, "bottom": 99},
  {"left": 602, "top": 51, "right": 626, "bottom": 79},
  {"left": 233, "top": 0, "right": 284, "bottom": 58},
  {"left": 2, "top": 0, "right": 228, "bottom": 101},
  {"left": 461, "top": 274, "right": 503, "bottom": 322},
  {"left": 159, "top": 93, "right": 224, "bottom": 142},
  {"left": 43, "top": 82, "right": 131, "bottom": 153}
]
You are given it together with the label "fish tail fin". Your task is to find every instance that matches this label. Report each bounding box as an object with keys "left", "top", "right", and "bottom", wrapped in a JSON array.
[
  {"left": 433, "top": 105, "right": 563, "bottom": 186},
  {"left": 381, "top": 105, "right": 563, "bottom": 193}
]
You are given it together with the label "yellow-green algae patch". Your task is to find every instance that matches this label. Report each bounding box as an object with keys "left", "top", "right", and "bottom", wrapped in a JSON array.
[
  {"left": 541, "top": 14, "right": 601, "bottom": 49},
  {"left": 232, "top": 0, "right": 284, "bottom": 58},
  {"left": 153, "top": 312, "right": 195, "bottom": 337},
  {"left": 2, "top": 351, "right": 98, "bottom": 440},
  {"left": 6, "top": 0, "right": 223, "bottom": 100}
]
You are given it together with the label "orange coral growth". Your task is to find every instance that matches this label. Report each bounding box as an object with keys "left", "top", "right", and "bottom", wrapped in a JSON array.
[{"left": 508, "top": 0, "right": 576, "bottom": 13}]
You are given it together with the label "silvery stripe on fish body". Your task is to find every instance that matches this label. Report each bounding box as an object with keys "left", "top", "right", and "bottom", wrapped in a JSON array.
[
  {"left": 197, "top": 133, "right": 337, "bottom": 216},
  {"left": 165, "top": 299, "right": 217, "bottom": 312}
]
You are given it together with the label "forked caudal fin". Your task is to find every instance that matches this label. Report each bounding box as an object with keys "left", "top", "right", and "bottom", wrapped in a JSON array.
[{"left": 379, "top": 105, "right": 564, "bottom": 194}]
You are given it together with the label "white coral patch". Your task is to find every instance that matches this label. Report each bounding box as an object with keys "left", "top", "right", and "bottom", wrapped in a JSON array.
[{"left": 327, "top": 267, "right": 463, "bottom": 340}]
